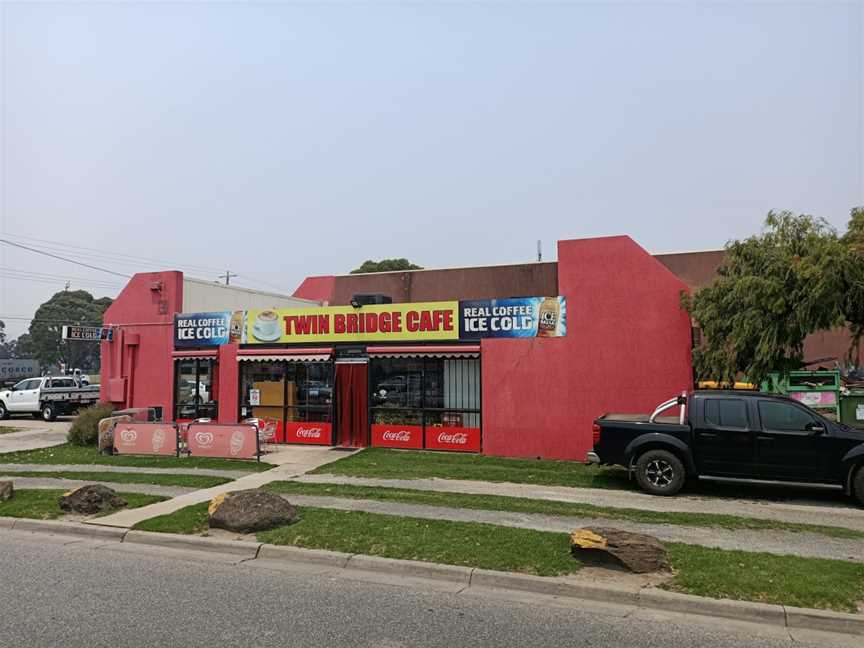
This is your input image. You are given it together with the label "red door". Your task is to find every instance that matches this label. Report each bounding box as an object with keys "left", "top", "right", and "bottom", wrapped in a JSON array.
[{"left": 335, "top": 362, "right": 369, "bottom": 447}]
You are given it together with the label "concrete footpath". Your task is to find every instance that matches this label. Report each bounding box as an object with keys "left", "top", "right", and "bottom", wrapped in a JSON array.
[
  {"left": 2, "top": 475, "right": 191, "bottom": 498},
  {"left": 0, "top": 420, "right": 71, "bottom": 453},
  {"left": 88, "top": 446, "right": 356, "bottom": 528},
  {"left": 2, "top": 519, "right": 862, "bottom": 640},
  {"left": 0, "top": 463, "right": 251, "bottom": 479},
  {"left": 282, "top": 494, "right": 864, "bottom": 563},
  {"left": 297, "top": 474, "right": 864, "bottom": 532}
]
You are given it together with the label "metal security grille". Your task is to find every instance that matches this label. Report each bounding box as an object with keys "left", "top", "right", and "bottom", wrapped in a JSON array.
[{"left": 369, "top": 356, "right": 481, "bottom": 433}]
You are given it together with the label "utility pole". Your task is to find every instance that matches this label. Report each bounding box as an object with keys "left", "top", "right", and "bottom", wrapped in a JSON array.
[
  {"left": 218, "top": 271, "right": 237, "bottom": 286},
  {"left": 537, "top": 240, "right": 542, "bottom": 262}
]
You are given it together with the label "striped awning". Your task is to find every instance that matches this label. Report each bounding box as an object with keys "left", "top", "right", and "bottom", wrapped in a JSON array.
[
  {"left": 172, "top": 350, "right": 218, "bottom": 360},
  {"left": 237, "top": 347, "right": 333, "bottom": 363},
  {"left": 239, "top": 354, "right": 330, "bottom": 363},
  {"left": 366, "top": 345, "right": 480, "bottom": 359}
]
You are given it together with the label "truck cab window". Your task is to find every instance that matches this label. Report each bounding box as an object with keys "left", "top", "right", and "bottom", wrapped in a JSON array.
[
  {"left": 758, "top": 401, "right": 815, "bottom": 432},
  {"left": 704, "top": 399, "right": 748, "bottom": 429}
]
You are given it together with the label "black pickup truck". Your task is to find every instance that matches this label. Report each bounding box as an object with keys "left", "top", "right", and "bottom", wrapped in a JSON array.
[{"left": 589, "top": 391, "right": 864, "bottom": 504}]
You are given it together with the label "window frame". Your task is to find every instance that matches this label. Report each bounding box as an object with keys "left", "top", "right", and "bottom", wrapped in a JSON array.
[
  {"left": 703, "top": 397, "right": 751, "bottom": 431},
  {"left": 757, "top": 399, "right": 820, "bottom": 435},
  {"left": 173, "top": 358, "right": 218, "bottom": 421},
  {"left": 368, "top": 356, "right": 482, "bottom": 432}
]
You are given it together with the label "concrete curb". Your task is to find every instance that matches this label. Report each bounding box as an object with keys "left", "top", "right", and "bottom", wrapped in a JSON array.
[
  {"left": 257, "top": 544, "right": 351, "bottom": 568},
  {"left": 785, "top": 605, "right": 864, "bottom": 635},
  {"left": 7, "top": 517, "right": 128, "bottom": 541},
  {"left": 346, "top": 554, "right": 473, "bottom": 585},
  {"left": 122, "top": 530, "right": 261, "bottom": 558},
  {"left": 637, "top": 588, "right": 786, "bottom": 626},
  {"left": 471, "top": 569, "right": 640, "bottom": 606},
  {"left": 2, "top": 518, "right": 862, "bottom": 636}
]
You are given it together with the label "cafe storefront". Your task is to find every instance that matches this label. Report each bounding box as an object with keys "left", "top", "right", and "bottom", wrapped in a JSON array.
[{"left": 172, "top": 298, "right": 565, "bottom": 452}]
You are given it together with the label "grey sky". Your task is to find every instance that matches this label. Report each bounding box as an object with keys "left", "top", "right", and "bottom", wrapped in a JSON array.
[{"left": 1, "top": 1, "right": 862, "bottom": 338}]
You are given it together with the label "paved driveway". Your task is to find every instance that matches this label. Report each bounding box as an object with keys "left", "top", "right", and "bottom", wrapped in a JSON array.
[{"left": 0, "top": 419, "right": 71, "bottom": 454}]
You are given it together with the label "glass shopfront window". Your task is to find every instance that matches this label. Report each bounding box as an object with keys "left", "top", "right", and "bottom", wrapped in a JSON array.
[
  {"left": 239, "top": 360, "right": 334, "bottom": 443},
  {"left": 369, "top": 356, "right": 481, "bottom": 451},
  {"left": 174, "top": 358, "right": 218, "bottom": 420}
]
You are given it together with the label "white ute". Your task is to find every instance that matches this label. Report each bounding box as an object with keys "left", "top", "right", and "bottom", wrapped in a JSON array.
[{"left": 0, "top": 375, "right": 100, "bottom": 422}]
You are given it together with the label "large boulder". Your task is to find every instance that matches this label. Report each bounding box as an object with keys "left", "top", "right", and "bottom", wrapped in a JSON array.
[
  {"left": 208, "top": 489, "right": 298, "bottom": 533},
  {"left": 0, "top": 481, "right": 12, "bottom": 502},
  {"left": 58, "top": 485, "right": 127, "bottom": 515},
  {"left": 570, "top": 527, "right": 669, "bottom": 574}
]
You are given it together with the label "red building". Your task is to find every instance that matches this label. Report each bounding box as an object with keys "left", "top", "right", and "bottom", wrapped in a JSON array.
[{"left": 100, "top": 235, "right": 696, "bottom": 461}]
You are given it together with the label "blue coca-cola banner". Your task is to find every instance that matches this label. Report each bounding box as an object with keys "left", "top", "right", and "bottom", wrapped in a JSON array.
[{"left": 458, "top": 297, "right": 566, "bottom": 339}]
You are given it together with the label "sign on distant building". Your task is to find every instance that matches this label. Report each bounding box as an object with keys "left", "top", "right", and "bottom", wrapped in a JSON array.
[
  {"left": 62, "top": 325, "right": 114, "bottom": 341},
  {"left": 0, "top": 359, "right": 40, "bottom": 382}
]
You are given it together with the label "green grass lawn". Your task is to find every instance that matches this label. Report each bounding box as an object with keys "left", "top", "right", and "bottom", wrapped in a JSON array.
[
  {"left": 1, "top": 471, "right": 231, "bottom": 489},
  {"left": 263, "top": 481, "right": 864, "bottom": 540},
  {"left": 0, "top": 489, "right": 166, "bottom": 520},
  {"left": 0, "top": 443, "right": 274, "bottom": 472},
  {"left": 665, "top": 544, "right": 864, "bottom": 613},
  {"left": 134, "top": 502, "right": 577, "bottom": 576},
  {"left": 133, "top": 501, "right": 864, "bottom": 612},
  {"left": 312, "top": 448, "right": 630, "bottom": 489}
]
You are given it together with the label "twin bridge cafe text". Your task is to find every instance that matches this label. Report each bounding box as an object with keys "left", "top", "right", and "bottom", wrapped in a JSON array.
[{"left": 283, "top": 309, "right": 454, "bottom": 335}]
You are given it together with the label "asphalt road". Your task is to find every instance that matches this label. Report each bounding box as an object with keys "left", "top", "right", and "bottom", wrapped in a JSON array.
[{"left": 0, "top": 531, "right": 857, "bottom": 648}]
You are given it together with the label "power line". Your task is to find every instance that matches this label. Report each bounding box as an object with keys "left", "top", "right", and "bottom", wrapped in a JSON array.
[
  {"left": 2, "top": 232, "right": 226, "bottom": 274},
  {"left": 2, "top": 235, "right": 296, "bottom": 295},
  {"left": 0, "top": 239, "right": 130, "bottom": 278},
  {"left": 0, "top": 267, "right": 122, "bottom": 287}
]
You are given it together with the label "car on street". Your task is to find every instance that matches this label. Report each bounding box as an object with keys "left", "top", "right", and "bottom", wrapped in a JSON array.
[
  {"left": 589, "top": 390, "right": 864, "bottom": 505},
  {"left": 0, "top": 375, "right": 101, "bottom": 421}
]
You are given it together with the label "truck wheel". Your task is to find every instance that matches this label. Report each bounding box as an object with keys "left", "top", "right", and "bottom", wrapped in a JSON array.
[
  {"left": 0, "top": 401, "right": 8, "bottom": 420},
  {"left": 42, "top": 404, "right": 57, "bottom": 422},
  {"left": 853, "top": 466, "right": 864, "bottom": 507},
  {"left": 635, "top": 449, "right": 685, "bottom": 496}
]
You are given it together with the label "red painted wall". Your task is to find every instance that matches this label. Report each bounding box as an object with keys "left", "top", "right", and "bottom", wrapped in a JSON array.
[
  {"left": 217, "top": 343, "right": 239, "bottom": 423},
  {"left": 481, "top": 236, "right": 693, "bottom": 461},
  {"left": 293, "top": 276, "right": 336, "bottom": 303},
  {"left": 100, "top": 272, "right": 183, "bottom": 417}
]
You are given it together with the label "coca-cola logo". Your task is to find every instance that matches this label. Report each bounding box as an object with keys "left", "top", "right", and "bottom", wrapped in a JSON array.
[
  {"left": 437, "top": 432, "right": 468, "bottom": 445},
  {"left": 119, "top": 428, "right": 137, "bottom": 444},
  {"left": 194, "top": 431, "right": 215, "bottom": 448},
  {"left": 296, "top": 427, "right": 322, "bottom": 439},
  {"left": 382, "top": 430, "right": 412, "bottom": 442}
]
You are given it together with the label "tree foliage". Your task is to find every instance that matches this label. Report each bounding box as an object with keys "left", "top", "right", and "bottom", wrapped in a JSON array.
[
  {"left": 27, "top": 290, "right": 113, "bottom": 372},
  {"left": 840, "top": 207, "right": 864, "bottom": 365},
  {"left": 350, "top": 258, "right": 423, "bottom": 274},
  {"left": 684, "top": 211, "right": 848, "bottom": 385}
]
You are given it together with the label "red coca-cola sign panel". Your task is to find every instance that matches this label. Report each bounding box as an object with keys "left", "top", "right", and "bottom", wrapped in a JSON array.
[
  {"left": 284, "top": 421, "right": 333, "bottom": 445},
  {"left": 187, "top": 423, "right": 259, "bottom": 459},
  {"left": 424, "top": 426, "right": 481, "bottom": 453},
  {"left": 371, "top": 424, "right": 423, "bottom": 449},
  {"left": 114, "top": 423, "right": 179, "bottom": 456}
]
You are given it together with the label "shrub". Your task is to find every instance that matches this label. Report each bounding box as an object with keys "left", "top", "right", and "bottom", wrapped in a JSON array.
[{"left": 67, "top": 404, "right": 116, "bottom": 446}]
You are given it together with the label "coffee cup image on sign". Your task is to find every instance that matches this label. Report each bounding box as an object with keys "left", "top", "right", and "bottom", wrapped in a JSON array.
[{"left": 252, "top": 310, "right": 281, "bottom": 341}]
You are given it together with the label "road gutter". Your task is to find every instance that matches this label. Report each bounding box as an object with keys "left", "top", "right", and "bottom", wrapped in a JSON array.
[{"left": 2, "top": 516, "right": 862, "bottom": 637}]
